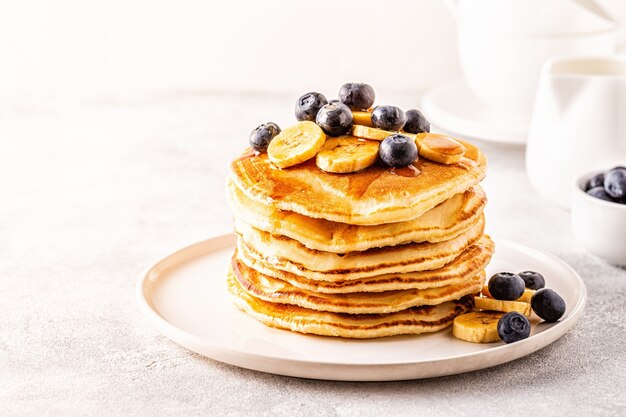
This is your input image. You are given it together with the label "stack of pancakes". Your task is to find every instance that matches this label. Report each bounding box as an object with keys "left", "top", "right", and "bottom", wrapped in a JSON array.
[{"left": 226, "top": 139, "right": 493, "bottom": 338}]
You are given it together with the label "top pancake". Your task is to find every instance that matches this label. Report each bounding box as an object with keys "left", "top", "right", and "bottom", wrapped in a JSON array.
[{"left": 230, "top": 139, "right": 486, "bottom": 225}]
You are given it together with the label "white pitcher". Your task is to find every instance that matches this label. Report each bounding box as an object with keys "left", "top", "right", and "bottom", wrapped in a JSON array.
[{"left": 526, "top": 56, "right": 626, "bottom": 208}]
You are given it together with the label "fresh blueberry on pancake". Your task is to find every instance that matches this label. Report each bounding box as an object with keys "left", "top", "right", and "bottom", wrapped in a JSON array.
[
  {"left": 249, "top": 122, "right": 281, "bottom": 152},
  {"left": 338, "top": 82, "right": 375, "bottom": 111},
  {"left": 403, "top": 109, "right": 430, "bottom": 134},
  {"left": 379, "top": 134, "right": 418, "bottom": 168},
  {"left": 295, "top": 92, "right": 328, "bottom": 122},
  {"left": 371, "top": 105, "right": 406, "bottom": 131},
  {"left": 315, "top": 102, "right": 353, "bottom": 136}
]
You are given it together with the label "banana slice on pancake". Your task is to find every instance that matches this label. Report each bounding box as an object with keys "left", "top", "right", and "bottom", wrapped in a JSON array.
[
  {"left": 474, "top": 297, "right": 532, "bottom": 316},
  {"left": 315, "top": 136, "right": 379, "bottom": 173},
  {"left": 351, "top": 125, "right": 396, "bottom": 141},
  {"left": 268, "top": 121, "right": 326, "bottom": 168},
  {"left": 412, "top": 133, "right": 466, "bottom": 165},
  {"left": 352, "top": 111, "right": 374, "bottom": 127},
  {"left": 453, "top": 311, "right": 504, "bottom": 343}
]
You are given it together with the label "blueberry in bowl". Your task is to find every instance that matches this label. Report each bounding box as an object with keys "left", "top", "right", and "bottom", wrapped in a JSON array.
[
  {"left": 572, "top": 169, "right": 626, "bottom": 265},
  {"left": 604, "top": 167, "right": 626, "bottom": 200}
]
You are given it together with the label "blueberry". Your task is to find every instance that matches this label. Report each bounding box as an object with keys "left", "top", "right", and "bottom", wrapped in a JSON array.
[
  {"left": 403, "top": 109, "right": 430, "bottom": 134},
  {"left": 586, "top": 186, "right": 615, "bottom": 202},
  {"left": 249, "top": 122, "right": 281, "bottom": 152},
  {"left": 338, "top": 83, "right": 375, "bottom": 110},
  {"left": 518, "top": 271, "right": 545, "bottom": 290},
  {"left": 315, "top": 102, "right": 353, "bottom": 136},
  {"left": 371, "top": 105, "right": 406, "bottom": 131},
  {"left": 488, "top": 272, "right": 525, "bottom": 300},
  {"left": 497, "top": 312, "right": 531, "bottom": 343},
  {"left": 379, "top": 134, "right": 418, "bottom": 168},
  {"left": 604, "top": 167, "right": 626, "bottom": 199},
  {"left": 531, "top": 289, "right": 566, "bottom": 322},
  {"left": 585, "top": 173, "right": 605, "bottom": 191},
  {"left": 295, "top": 92, "right": 328, "bottom": 122}
]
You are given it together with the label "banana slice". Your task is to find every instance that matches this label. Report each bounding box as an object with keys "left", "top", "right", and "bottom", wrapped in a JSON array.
[
  {"left": 352, "top": 125, "right": 395, "bottom": 141},
  {"left": 412, "top": 133, "right": 466, "bottom": 164},
  {"left": 482, "top": 286, "right": 535, "bottom": 303},
  {"left": 268, "top": 121, "right": 326, "bottom": 168},
  {"left": 453, "top": 311, "right": 504, "bottom": 343},
  {"left": 316, "top": 136, "right": 379, "bottom": 173},
  {"left": 474, "top": 297, "right": 531, "bottom": 316},
  {"left": 352, "top": 111, "right": 373, "bottom": 127}
]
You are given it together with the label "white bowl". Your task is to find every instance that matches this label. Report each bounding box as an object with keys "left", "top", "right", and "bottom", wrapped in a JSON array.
[{"left": 572, "top": 170, "right": 626, "bottom": 266}]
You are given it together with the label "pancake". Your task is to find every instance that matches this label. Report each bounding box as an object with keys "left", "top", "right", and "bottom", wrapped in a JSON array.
[
  {"left": 232, "top": 255, "right": 485, "bottom": 314},
  {"left": 230, "top": 139, "right": 486, "bottom": 225},
  {"left": 227, "top": 178, "right": 487, "bottom": 252},
  {"left": 227, "top": 269, "right": 475, "bottom": 338},
  {"left": 237, "top": 235, "right": 494, "bottom": 293},
  {"left": 234, "top": 214, "right": 485, "bottom": 281}
]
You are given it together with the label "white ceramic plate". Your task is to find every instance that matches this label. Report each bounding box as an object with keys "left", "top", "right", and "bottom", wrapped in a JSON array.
[
  {"left": 422, "top": 79, "right": 530, "bottom": 146},
  {"left": 137, "top": 235, "right": 586, "bottom": 381}
]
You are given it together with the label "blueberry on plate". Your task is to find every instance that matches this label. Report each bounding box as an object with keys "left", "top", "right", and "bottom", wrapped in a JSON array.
[
  {"left": 338, "top": 83, "right": 375, "bottom": 110},
  {"left": 604, "top": 167, "right": 626, "bottom": 199},
  {"left": 531, "top": 289, "right": 566, "bottom": 322},
  {"left": 586, "top": 186, "right": 615, "bottom": 202},
  {"left": 488, "top": 272, "right": 525, "bottom": 300},
  {"left": 249, "top": 122, "right": 281, "bottom": 152},
  {"left": 585, "top": 172, "right": 605, "bottom": 191},
  {"left": 518, "top": 271, "right": 545, "bottom": 290},
  {"left": 403, "top": 109, "right": 430, "bottom": 134},
  {"left": 371, "top": 105, "right": 406, "bottom": 131},
  {"left": 295, "top": 92, "right": 328, "bottom": 122},
  {"left": 379, "top": 134, "right": 418, "bottom": 168},
  {"left": 497, "top": 312, "right": 531, "bottom": 343},
  {"left": 315, "top": 102, "right": 353, "bottom": 136}
]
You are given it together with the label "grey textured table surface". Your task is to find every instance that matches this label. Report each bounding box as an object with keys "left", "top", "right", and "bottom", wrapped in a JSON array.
[{"left": 1, "top": 93, "right": 625, "bottom": 417}]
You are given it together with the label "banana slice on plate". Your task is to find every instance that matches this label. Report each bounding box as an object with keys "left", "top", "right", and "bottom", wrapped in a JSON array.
[
  {"left": 268, "top": 121, "right": 326, "bottom": 168},
  {"left": 482, "top": 286, "right": 535, "bottom": 303},
  {"left": 352, "top": 111, "right": 373, "bottom": 127},
  {"left": 316, "top": 136, "right": 379, "bottom": 173},
  {"left": 474, "top": 297, "right": 532, "bottom": 316},
  {"left": 410, "top": 133, "right": 466, "bottom": 165},
  {"left": 453, "top": 311, "right": 504, "bottom": 343},
  {"left": 352, "top": 125, "right": 395, "bottom": 141}
]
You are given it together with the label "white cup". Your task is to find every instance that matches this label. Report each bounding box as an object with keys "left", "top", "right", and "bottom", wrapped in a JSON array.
[
  {"left": 526, "top": 56, "right": 626, "bottom": 209},
  {"left": 446, "top": 0, "right": 620, "bottom": 115}
]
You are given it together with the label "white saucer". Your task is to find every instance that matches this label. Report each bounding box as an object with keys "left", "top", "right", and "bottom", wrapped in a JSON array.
[
  {"left": 422, "top": 79, "right": 530, "bottom": 145},
  {"left": 137, "top": 234, "right": 586, "bottom": 381}
]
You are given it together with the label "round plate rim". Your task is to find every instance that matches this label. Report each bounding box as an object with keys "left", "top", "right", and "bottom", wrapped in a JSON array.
[{"left": 136, "top": 234, "right": 586, "bottom": 378}]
